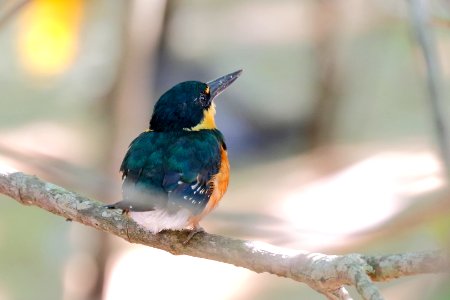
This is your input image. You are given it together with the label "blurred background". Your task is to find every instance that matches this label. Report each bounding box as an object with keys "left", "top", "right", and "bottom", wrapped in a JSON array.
[{"left": 0, "top": 0, "right": 450, "bottom": 299}]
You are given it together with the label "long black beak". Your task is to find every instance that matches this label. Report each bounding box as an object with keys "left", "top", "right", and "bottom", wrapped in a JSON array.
[{"left": 207, "top": 69, "right": 243, "bottom": 100}]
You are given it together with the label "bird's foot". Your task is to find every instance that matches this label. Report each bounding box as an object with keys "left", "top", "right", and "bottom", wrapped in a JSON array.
[
  {"left": 183, "top": 226, "right": 205, "bottom": 245},
  {"left": 103, "top": 204, "right": 128, "bottom": 215}
]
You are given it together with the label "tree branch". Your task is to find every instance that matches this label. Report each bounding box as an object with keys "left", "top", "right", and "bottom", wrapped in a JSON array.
[
  {"left": 408, "top": 0, "right": 450, "bottom": 177},
  {"left": 0, "top": 0, "right": 30, "bottom": 29},
  {"left": 0, "top": 167, "right": 448, "bottom": 300}
]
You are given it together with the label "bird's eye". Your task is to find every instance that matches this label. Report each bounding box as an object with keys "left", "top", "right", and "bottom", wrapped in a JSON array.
[{"left": 198, "top": 92, "right": 210, "bottom": 107}]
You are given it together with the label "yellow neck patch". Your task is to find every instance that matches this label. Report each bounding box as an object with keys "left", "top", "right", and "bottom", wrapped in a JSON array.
[{"left": 189, "top": 103, "right": 216, "bottom": 131}]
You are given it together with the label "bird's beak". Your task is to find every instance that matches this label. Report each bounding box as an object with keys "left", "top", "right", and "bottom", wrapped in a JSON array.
[{"left": 207, "top": 69, "right": 243, "bottom": 100}]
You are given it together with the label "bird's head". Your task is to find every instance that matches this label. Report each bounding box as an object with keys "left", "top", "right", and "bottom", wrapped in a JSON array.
[{"left": 149, "top": 70, "right": 242, "bottom": 132}]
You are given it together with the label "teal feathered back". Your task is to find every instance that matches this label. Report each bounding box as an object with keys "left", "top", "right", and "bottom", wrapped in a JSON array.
[{"left": 118, "top": 129, "right": 225, "bottom": 214}]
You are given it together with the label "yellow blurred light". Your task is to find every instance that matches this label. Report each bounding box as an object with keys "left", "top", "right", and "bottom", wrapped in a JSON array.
[{"left": 17, "top": 0, "right": 83, "bottom": 76}]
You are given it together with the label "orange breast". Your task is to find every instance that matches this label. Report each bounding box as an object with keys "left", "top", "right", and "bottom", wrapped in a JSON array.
[
  {"left": 207, "top": 146, "right": 230, "bottom": 211},
  {"left": 189, "top": 146, "right": 230, "bottom": 227}
]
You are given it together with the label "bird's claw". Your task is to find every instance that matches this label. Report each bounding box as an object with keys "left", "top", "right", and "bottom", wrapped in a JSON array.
[
  {"left": 183, "top": 226, "right": 205, "bottom": 245},
  {"left": 103, "top": 205, "right": 128, "bottom": 215}
]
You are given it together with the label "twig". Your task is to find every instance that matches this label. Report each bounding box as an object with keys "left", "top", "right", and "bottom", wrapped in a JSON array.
[
  {"left": 408, "top": 0, "right": 450, "bottom": 178},
  {"left": 0, "top": 168, "right": 449, "bottom": 300},
  {"left": 0, "top": 0, "right": 30, "bottom": 29}
]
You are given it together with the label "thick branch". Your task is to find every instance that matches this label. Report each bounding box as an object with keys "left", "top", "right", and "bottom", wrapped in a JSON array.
[{"left": 0, "top": 168, "right": 448, "bottom": 300}]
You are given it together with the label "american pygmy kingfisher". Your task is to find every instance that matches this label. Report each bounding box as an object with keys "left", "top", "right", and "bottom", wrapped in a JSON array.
[{"left": 107, "top": 70, "right": 242, "bottom": 240}]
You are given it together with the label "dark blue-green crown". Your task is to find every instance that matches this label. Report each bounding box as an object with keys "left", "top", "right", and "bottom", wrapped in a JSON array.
[{"left": 150, "top": 81, "right": 210, "bottom": 131}]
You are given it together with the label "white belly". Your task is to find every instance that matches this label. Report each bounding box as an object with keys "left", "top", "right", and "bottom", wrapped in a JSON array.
[{"left": 129, "top": 209, "right": 192, "bottom": 233}]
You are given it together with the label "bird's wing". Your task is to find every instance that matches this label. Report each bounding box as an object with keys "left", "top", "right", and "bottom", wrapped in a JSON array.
[
  {"left": 162, "top": 170, "right": 213, "bottom": 215},
  {"left": 110, "top": 130, "right": 224, "bottom": 215},
  {"left": 162, "top": 131, "right": 223, "bottom": 215},
  {"left": 111, "top": 131, "right": 166, "bottom": 211}
]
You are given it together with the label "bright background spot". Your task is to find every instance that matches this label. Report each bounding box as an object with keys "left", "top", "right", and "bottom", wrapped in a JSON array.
[{"left": 104, "top": 246, "right": 253, "bottom": 300}]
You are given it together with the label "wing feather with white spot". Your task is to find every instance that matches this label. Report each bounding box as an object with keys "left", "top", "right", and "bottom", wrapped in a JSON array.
[{"left": 162, "top": 170, "right": 213, "bottom": 215}]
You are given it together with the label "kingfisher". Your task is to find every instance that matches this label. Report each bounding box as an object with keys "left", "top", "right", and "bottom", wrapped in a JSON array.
[{"left": 107, "top": 70, "right": 242, "bottom": 241}]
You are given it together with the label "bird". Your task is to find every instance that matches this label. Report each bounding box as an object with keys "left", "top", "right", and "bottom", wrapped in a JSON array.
[{"left": 106, "top": 70, "right": 242, "bottom": 242}]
